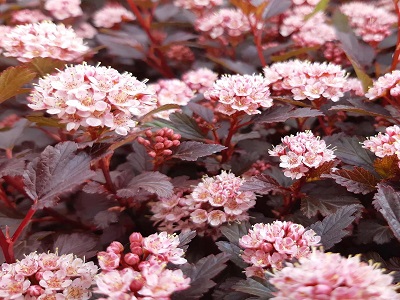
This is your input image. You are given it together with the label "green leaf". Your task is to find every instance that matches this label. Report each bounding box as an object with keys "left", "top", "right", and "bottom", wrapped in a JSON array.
[
  {"left": 304, "top": 0, "right": 329, "bottom": 20},
  {"left": 0, "top": 65, "right": 36, "bottom": 103}
]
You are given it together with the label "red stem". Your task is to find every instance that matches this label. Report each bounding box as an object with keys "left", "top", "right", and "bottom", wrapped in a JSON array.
[
  {"left": 11, "top": 207, "right": 36, "bottom": 243},
  {"left": 126, "top": 0, "right": 174, "bottom": 78},
  {"left": 0, "top": 186, "right": 15, "bottom": 209},
  {"left": 247, "top": 15, "right": 266, "bottom": 67},
  {"left": 391, "top": 0, "right": 400, "bottom": 71},
  {"left": 99, "top": 156, "right": 116, "bottom": 194},
  {"left": 5, "top": 149, "right": 12, "bottom": 159},
  {"left": 221, "top": 116, "right": 239, "bottom": 162}
]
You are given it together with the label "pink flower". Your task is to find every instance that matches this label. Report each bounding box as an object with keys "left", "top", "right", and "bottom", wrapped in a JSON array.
[
  {"left": 204, "top": 74, "right": 273, "bottom": 115},
  {"left": 95, "top": 268, "right": 138, "bottom": 296},
  {"left": 11, "top": 9, "right": 50, "bottom": 24},
  {"left": 142, "top": 232, "right": 187, "bottom": 265},
  {"left": 97, "top": 251, "right": 121, "bottom": 271},
  {"left": 270, "top": 249, "right": 400, "bottom": 300},
  {"left": 340, "top": 2, "right": 396, "bottom": 45},
  {"left": 363, "top": 125, "right": 400, "bottom": 163},
  {"left": 44, "top": 0, "right": 83, "bottom": 20},
  {"left": 239, "top": 221, "right": 320, "bottom": 277},
  {"left": 263, "top": 60, "right": 349, "bottom": 102},
  {"left": 1, "top": 21, "right": 88, "bottom": 63},
  {"left": 93, "top": 4, "right": 135, "bottom": 28},
  {"left": 366, "top": 70, "right": 400, "bottom": 100},
  {"left": 28, "top": 63, "right": 156, "bottom": 136},
  {"left": 269, "top": 131, "right": 336, "bottom": 179},
  {"left": 174, "top": 0, "right": 222, "bottom": 15},
  {"left": 182, "top": 68, "right": 218, "bottom": 93}
]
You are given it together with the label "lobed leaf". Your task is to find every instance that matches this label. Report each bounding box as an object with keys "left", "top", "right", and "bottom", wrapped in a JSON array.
[
  {"left": 262, "top": 0, "right": 291, "bottom": 19},
  {"left": 220, "top": 221, "right": 251, "bottom": 244},
  {"left": 117, "top": 171, "right": 173, "bottom": 198},
  {"left": 187, "top": 102, "right": 214, "bottom": 123},
  {"left": 178, "top": 231, "right": 196, "bottom": 252},
  {"left": 0, "top": 157, "right": 26, "bottom": 178},
  {"left": 27, "top": 57, "right": 66, "bottom": 77},
  {"left": 357, "top": 219, "right": 394, "bottom": 245},
  {"left": 324, "top": 166, "right": 379, "bottom": 195},
  {"left": 53, "top": 232, "right": 98, "bottom": 259},
  {"left": 254, "top": 105, "right": 323, "bottom": 124},
  {"left": 0, "top": 119, "right": 28, "bottom": 150},
  {"left": 373, "top": 155, "right": 400, "bottom": 179},
  {"left": 240, "top": 174, "right": 282, "bottom": 194},
  {"left": 373, "top": 183, "right": 400, "bottom": 242},
  {"left": 174, "top": 253, "right": 230, "bottom": 299},
  {"left": 232, "top": 277, "right": 274, "bottom": 299},
  {"left": 168, "top": 112, "right": 207, "bottom": 140},
  {"left": 306, "top": 160, "right": 338, "bottom": 182},
  {"left": 0, "top": 65, "right": 36, "bottom": 104},
  {"left": 173, "top": 141, "right": 226, "bottom": 161},
  {"left": 22, "top": 142, "right": 96, "bottom": 209},
  {"left": 309, "top": 204, "right": 362, "bottom": 249},
  {"left": 216, "top": 241, "right": 248, "bottom": 268}
]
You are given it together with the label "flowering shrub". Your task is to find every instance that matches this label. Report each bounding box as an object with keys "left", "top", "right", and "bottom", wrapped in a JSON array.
[{"left": 2, "top": 0, "right": 400, "bottom": 299}]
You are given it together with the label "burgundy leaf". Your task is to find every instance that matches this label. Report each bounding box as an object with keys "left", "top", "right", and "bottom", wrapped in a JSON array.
[
  {"left": 233, "top": 277, "right": 275, "bottom": 298},
  {"left": 175, "top": 253, "right": 230, "bottom": 300},
  {"left": 324, "top": 167, "right": 379, "bottom": 195},
  {"left": 0, "top": 157, "right": 26, "bottom": 178},
  {"left": 178, "top": 231, "right": 196, "bottom": 252},
  {"left": 22, "top": 142, "right": 96, "bottom": 209},
  {"left": 309, "top": 204, "right": 362, "bottom": 249},
  {"left": 0, "top": 119, "right": 28, "bottom": 150},
  {"left": 216, "top": 241, "right": 247, "bottom": 268},
  {"left": 357, "top": 219, "right": 394, "bottom": 245},
  {"left": 373, "top": 184, "right": 400, "bottom": 242},
  {"left": 117, "top": 171, "right": 173, "bottom": 198},
  {"left": 173, "top": 141, "right": 226, "bottom": 161},
  {"left": 53, "top": 232, "right": 98, "bottom": 259},
  {"left": 254, "top": 105, "right": 323, "bottom": 124},
  {"left": 240, "top": 174, "right": 282, "bottom": 194},
  {"left": 220, "top": 221, "right": 251, "bottom": 244},
  {"left": 187, "top": 102, "right": 214, "bottom": 123}
]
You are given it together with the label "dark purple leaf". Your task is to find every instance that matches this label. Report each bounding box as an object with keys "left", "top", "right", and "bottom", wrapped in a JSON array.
[
  {"left": 0, "top": 157, "right": 25, "bottom": 178},
  {"left": 212, "top": 278, "right": 248, "bottom": 300},
  {"left": 240, "top": 174, "right": 283, "bottom": 195},
  {"left": 117, "top": 171, "right": 173, "bottom": 198},
  {"left": 173, "top": 141, "right": 226, "bottom": 161},
  {"left": 216, "top": 241, "right": 248, "bottom": 268},
  {"left": 0, "top": 119, "right": 28, "bottom": 150},
  {"left": 160, "top": 112, "right": 207, "bottom": 140},
  {"left": 220, "top": 221, "right": 251, "bottom": 244},
  {"left": 254, "top": 105, "right": 323, "bottom": 124},
  {"left": 329, "top": 98, "right": 391, "bottom": 119},
  {"left": 178, "top": 231, "right": 196, "bottom": 252},
  {"left": 329, "top": 136, "right": 376, "bottom": 171},
  {"left": 124, "top": 142, "right": 153, "bottom": 173},
  {"left": 309, "top": 204, "right": 362, "bottom": 249},
  {"left": 262, "top": 0, "right": 291, "bottom": 19},
  {"left": 53, "top": 232, "right": 98, "bottom": 258},
  {"left": 22, "top": 142, "right": 96, "bottom": 209},
  {"left": 373, "top": 184, "right": 400, "bottom": 242},
  {"left": 187, "top": 102, "right": 214, "bottom": 123},
  {"left": 323, "top": 167, "right": 379, "bottom": 195},
  {"left": 96, "top": 33, "right": 144, "bottom": 59},
  {"left": 357, "top": 219, "right": 394, "bottom": 244},
  {"left": 163, "top": 31, "right": 198, "bottom": 44},
  {"left": 206, "top": 56, "right": 257, "bottom": 74},
  {"left": 175, "top": 253, "right": 230, "bottom": 300},
  {"left": 301, "top": 181, "right": 361, "bottom": 217},
  {"left": 154, "top": 3, "right": 180, "bottom": 22},
  {"left": 233, "top": 277, "right": 275, "bottom": 298}
]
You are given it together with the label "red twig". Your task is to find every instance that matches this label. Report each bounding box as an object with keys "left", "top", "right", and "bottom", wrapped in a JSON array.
[
  {"left": 126, "top": 0, "right": 174, "bottom": 78},
  {"left": 247, "top": 15, "right": 266, "bottom": 67},
  {"left": 99, "top": 156, "right": 116, "bottom": 194}
]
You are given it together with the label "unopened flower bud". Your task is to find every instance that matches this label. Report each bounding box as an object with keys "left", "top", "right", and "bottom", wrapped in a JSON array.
[
  {"left": 155, "top": 136, "right": 164, "bottom": 142},
  {"left": 124, "top": 253, "right": 140, "bottom": 266},
  {"left": 154, "top": 142, "right": 164, "bottom": 150},
  {"left": 130, "top": 246, "right": 143, "bottom": 256},
  {"left": 148, "top": 151, "right": 156, "bottom": 157},
  {"left": 172, "top": 134, "right": 181, "bottom": 140},
  {"left": 130, "top": 276, "right": 145, "bottom": 292},
  {"left": 129, "top": 232, "right": 143, "bottom": 243},
  {"left": 27, "top": 285, "right": 44, "bottom": 296},
  {"left": 164, "top": 140, "right": 173, "bottom": 148},
  {"left": 162, "top": 149, "right": 173, "bottom": 156},
  {"left": 172, "top": 140, "right": 181, "bottom": 146},
  {"left": 107, "top": 241, "right": 124, "bottom": 254},
  {"left": 145, "top": 130, "right": 153, "bottom": 137}
]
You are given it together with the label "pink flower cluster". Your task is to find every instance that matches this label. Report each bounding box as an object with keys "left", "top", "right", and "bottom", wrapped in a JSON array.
[
  {"left": 137, "top": 128, "right": 181, "bottom": 165},
  {"left": 270, "top": 250, "right": 400, "bottom": 300},
  {"left": 1, "top": 21, "right": 88, "bottom": 63},
  {"left": 263, "top": 60, "right": 348, "bottom": 102},
  {"left": 174, "top": 0, "right": 222, "bottom": 15},
  {"left": 93, "top": 4, "right": 135, "bottom": 28},
  {"left": 204, "top": 74, "right": 273, "bottom": 115},
  {"left": 0, "top": 251, "right": 97, "bottom": 300},
  {"left": 150, "top": 79, "right": 194, "bottom": 119},
  {"left": 150, "top": 171, "right": 257, "bottom": 239},
  {"left": 347, "top": 77, "right": 365, "bottom": 97},
  {"left": 182, "top": 68, "right": 218, "bottom": 94},
  {"left": 239, "top": 221, "right": 321, "bottom": 277},
  {"left": 95, "top": 232, "right": 190, "bottom": 299},
  {"left": 340, "top": 2, "right": 396, "bottom": 45},
  {"left": 28, "top": 63, "right": 156, "bottom": 136},
  {"left": 362, "top": 125, "right": 400, "bottom": 164},
  {"left": 195, "top": 8, "right": 251, "bottom": 46},
  {"left": 365, "top": 70, "right": 400, "bottom": 100},
  {"left": 44, "top": 0, "right": 83, "bottom": 20},
  {"left": 269, "top": 131, "right": 336, "bottom": 179},
  {"left": 11, "top": 9, "right": 49, "bottom": 24}
]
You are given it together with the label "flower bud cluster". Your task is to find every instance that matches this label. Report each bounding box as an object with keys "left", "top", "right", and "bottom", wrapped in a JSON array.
[
  {"left": 195, "top": 8, "right": 251, "bottom": 46},
  {"left": 263, "top": 60, "right": 348, "bottom": 102},
  {"left": 44, "top": 0, "right": 83, "bottom": 20},
  {"left": 340, "top": 2, "right": 396, "bottom": 45},
  {"left": 269, "top": 131, "right": 336, "bottom": 179},
  {"left": 93, "top": 3, "right": 135, "bottom": 28},
  {"left": 28, "top": 63, "right": 157, "bottom": 136},
  {"left": 95, "top": 232, "right": 190, "bottom": 299},
  {"left": 362, "top": 125, "right": 400, "bottom": 165},
  {"left": 166, "top": 45, "right": 195, "bottom": 64},
  {"left": 270, "top": 249, "right": 400, "bottom": 300},
  {"left": 150, "top": 171, "right": 257, "bottom": 239},
  {"left": 365, "top": 70, "right": 400, "bottom": 100},
  {"left": 239, "top": 221, "right": 321, "bottom": 277},
  {"left": 204, "top": 74, "right": 273, "bottom": 116},
  {"left": 1, "top": 21, "right": 88, "bottom": 62},
  {"left": 137, "top": 128, "right": 181, "bottom": 164},
  {"left": 0, "top": 251, "right": 98, "bottom": 300}
]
